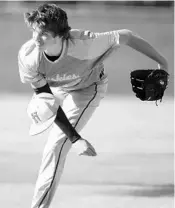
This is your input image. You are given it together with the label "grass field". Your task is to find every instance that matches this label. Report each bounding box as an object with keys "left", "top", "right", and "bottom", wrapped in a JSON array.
[{"left": 0, "top": 2, "right": 174, "bottom": 208}]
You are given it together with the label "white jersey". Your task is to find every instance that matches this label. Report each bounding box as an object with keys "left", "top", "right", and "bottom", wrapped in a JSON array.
[{"left": 18, "top": 29, "right": 120, "bottom": 91}]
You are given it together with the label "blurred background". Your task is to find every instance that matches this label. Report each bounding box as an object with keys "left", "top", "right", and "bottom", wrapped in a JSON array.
[{"left": 0, "top": 1, "right": 174, "bottom": 208}]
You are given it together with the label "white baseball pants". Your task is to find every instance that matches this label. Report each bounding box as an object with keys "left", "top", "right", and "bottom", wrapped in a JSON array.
[{"left": 31, "top": 78, "right": 108, "bottom": 208}]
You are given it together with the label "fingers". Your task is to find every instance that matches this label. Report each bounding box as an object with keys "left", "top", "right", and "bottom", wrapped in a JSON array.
[
  {"left": 88, "top": 148, "right": 97, "bottom": 156},
  {"left": 79, "top": 147, "right": 97, "bottom": 156},
  {"left": 85, "top": 143, "right": 97, "bottom": 156},
  {"left": 89, "top": 146, "right": 97, "bottom": 156}
]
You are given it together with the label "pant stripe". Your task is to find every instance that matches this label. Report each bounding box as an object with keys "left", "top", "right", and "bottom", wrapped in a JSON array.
[{"left": 38, "top": 83, "right": 98, "bottom": 207}]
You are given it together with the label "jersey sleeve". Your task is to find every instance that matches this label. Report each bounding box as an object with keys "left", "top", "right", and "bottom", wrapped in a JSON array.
[
  {"left": 18, "top": 40, "right": 47, "bottom": 88},
  {"left": 68, "top": 29, "right": 121, "bottom": 60},
  {"left": 82, "top": 30, "right": 120, "bottom": 59}
]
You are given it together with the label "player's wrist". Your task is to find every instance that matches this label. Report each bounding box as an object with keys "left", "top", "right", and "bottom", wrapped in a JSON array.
[
  {"left": 157, "top": 57, "right": 168, "bottom": 71},
  {"left": 158, "top": 62, "right": 168, "bottom": 72},
  {"left": 71, "top": 135, "right": 82, "bottom": 143}
]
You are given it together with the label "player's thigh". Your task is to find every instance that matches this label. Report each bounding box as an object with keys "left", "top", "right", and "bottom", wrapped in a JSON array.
[
  {"left": 62, "top": 81, "right": 108, "bottom": 131},
  {"left": 45, "top": 81, "right": 108, "bottom": 149}
]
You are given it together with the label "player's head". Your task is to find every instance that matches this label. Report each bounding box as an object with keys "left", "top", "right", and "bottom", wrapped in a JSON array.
[{"left": 24, "top": 3, "right": 71, "bottom": 51}]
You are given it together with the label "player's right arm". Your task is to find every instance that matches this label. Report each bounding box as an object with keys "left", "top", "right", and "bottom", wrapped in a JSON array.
[
  {"left": 18, "top": 40, "right": 96, "bottom": 156},
  {"left": 18, "top": 40, "right": 81, "bottom": 142}
]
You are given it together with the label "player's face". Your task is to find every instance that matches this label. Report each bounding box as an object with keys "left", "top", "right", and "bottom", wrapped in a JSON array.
[{"left": 31, "top": 24, "right": 59, "bottom": 52}]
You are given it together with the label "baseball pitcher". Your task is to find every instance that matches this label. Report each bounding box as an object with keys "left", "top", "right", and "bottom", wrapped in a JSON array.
[{"left": 18, "top": 3, "right": 169, "bottom": 208}]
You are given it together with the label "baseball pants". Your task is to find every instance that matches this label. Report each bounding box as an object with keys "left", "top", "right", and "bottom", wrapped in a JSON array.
[{"left": 31, "top": 77, "right": 108, "bottom": 208}]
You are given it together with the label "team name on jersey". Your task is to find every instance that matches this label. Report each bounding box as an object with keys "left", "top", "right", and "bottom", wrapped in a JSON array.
[{"left": 46, "top": 74, "right": 80, "bottom": 82}]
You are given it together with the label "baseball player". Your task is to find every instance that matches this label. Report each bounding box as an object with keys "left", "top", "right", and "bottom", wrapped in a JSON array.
[{"left": 18, "top": 3, "right": 168, "bottom": 208}]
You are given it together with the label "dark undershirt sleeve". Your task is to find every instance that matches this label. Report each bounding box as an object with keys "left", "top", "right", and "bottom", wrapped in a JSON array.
[
  {"left": 34, "top": 84, "right": 81, "bottom": 143},
  {"left": 33, "top": 83, "right": 53, "bottom": 94}
]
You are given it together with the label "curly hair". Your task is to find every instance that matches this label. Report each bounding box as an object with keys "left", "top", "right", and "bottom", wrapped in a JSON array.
[{"left": 24, "top": 3, "right": 71, "bottom": 40}]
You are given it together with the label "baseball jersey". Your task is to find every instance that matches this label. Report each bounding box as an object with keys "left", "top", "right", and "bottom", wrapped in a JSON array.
[{"left": 18, "top": 29, "right": 121, "bottom": 91}]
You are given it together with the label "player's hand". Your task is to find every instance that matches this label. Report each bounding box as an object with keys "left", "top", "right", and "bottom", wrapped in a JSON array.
[{"left": 72, "top": 138, "right": 97, "bottom": 156}]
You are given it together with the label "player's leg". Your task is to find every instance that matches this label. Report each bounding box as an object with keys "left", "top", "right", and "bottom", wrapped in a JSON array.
[{"left": 30, "top": 80, "right": 108, "bottom": 208}]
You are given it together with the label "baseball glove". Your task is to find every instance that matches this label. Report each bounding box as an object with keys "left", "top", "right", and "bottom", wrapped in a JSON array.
[{"left": 130, "top": 69, "right": 169, "bottom": 105}]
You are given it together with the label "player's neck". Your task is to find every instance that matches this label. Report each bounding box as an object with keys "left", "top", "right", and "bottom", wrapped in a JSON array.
[{"left": 45, "top": 40, "right": 63, "bottom": 57}]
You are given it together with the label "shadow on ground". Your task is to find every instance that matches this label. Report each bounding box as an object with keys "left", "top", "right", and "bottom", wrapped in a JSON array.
[{"left": 97, "top": 183, "right": 174, "bottom": 197}]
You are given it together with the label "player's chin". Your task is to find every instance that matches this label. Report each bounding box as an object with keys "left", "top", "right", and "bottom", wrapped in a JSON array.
[{"left": 36, "top": 44, "right": 45, "bottom": 51}]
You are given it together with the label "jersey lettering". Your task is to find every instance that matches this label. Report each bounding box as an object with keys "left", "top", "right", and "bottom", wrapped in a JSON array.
[{"left": 47, "top": 74, "right": 80, "bottom": 82}]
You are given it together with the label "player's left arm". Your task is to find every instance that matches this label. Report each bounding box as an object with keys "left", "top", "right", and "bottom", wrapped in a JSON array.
[{"left": 117, "top": 29, "right": 168, "bottom": 71}]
